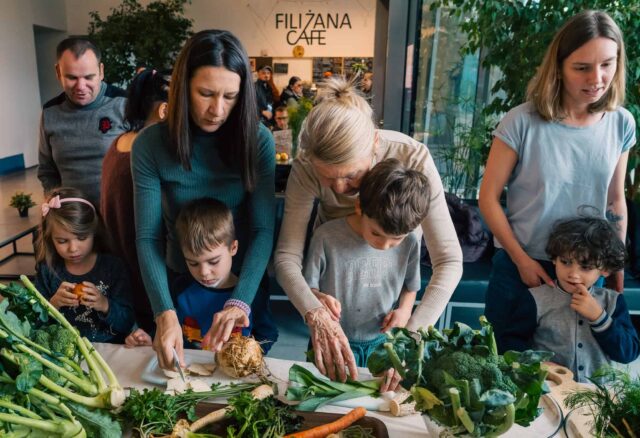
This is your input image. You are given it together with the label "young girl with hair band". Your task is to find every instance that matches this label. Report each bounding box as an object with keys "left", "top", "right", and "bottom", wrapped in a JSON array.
[
  {"left": 35, "top": 187, "right": 135, "bottom": 343},
  {"left": 479, "top": 10, "right": 636, "bottom": 353},
  {"left": 101, "top": 68, "right": 170, "bottom": 347}
]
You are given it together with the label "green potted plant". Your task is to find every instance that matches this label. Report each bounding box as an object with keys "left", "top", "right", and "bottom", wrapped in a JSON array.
[{"left": 9, "top": 192, "right": 36, "bottom": 217}]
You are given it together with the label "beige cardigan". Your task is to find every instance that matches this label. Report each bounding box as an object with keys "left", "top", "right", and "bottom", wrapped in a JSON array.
[{"left": 274, "top": 129, "right": 463, "bottom": 330}]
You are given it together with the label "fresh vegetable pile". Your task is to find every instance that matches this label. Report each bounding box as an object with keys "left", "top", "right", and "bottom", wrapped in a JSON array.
[
  {"left": 367, "top": 316, "right": 553, "bottom": 437},
  {"left": 564, "top": 366, "right": 640, "bottom": 437},
  {"left": 0, "top": 275, "right": 124, "bottom": 437}
]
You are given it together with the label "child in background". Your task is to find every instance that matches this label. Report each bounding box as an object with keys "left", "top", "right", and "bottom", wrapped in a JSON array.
[
  {"left": 35, "top": 187, "right": 135, "bottom": 343},
  {"left": 173, "top": 198, "right": 274, "bottom": 351},
  {"left": 303, "top": 158, "right": 429, "bottom": 387},
  {"left": 506, "top": 217, "right": 639, "bottom": 382}
]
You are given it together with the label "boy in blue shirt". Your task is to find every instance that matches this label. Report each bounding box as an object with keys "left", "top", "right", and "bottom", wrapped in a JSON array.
[
  {"left": 504, "top": 217, "right": 639, "bottom": 382},
  {"left": 173, "top": 198, "right": 275, "bottom": 351}
]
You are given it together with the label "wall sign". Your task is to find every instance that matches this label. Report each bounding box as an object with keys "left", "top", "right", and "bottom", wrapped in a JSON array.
[{"left": 275, "top": 11, "right": 352, "bottom": 46}]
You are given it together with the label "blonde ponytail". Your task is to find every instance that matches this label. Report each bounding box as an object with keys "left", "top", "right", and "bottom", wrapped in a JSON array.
[{"left": 300, "top": 76, "right": 375, "bottom": 165}]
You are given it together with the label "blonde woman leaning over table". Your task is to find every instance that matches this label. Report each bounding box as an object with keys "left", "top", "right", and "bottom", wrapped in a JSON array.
[{"left": 274, "top": 77, "right": 462, "bottom": 388}]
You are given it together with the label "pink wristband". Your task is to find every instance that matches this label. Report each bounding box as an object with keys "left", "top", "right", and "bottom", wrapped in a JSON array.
[{"left": 224, "top": 299, "right": 251, "bottom": 317}]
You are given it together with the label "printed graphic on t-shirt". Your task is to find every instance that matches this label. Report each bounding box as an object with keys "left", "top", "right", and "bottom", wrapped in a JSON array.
[
  {"left": 345, "top": 257, "right": 386, "bottom": 289},
  {"left": 98, "top": 117, "right": 113, "bottom": 133}
]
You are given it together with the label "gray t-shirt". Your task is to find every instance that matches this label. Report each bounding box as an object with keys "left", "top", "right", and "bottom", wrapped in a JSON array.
[
  {"left": 303, "top": 217, "right": 421, "bottom": 341},
  {"left": 494, "top": 102, "right": 635, "bottom": 259}
]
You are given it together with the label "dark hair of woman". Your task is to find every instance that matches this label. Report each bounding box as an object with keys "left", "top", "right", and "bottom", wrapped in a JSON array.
[
  {"left": 288, "top": 76, "right": 301, "bottom": 87},
  {"left": 167, "top": 30, "right": 258, "bottom": 191},
  {"left": 125, "top": 68, "right": 171, "bottom": 132}
]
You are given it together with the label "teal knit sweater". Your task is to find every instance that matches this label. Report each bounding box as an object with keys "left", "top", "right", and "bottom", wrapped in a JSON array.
[{"left": 131, "top": 122, "right": 275, "bottom": 316}]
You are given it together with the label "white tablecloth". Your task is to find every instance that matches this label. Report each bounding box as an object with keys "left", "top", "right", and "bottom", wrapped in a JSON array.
[{"left": 94, "top": 343, "right": 428, "bottom": 438}]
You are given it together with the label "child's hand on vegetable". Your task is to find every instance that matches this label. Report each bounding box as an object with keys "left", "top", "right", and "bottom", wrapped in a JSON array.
[
  {"left": 311, "top": 288, "right": 341, "bottom": 321},
  {"left": 50, "top": 281, "right": 80, "bottom": 309},
  {"left": 204, "top": 305, "right": 249, "bottom": 352},
  {"left": 570, "top": 283, "right": 604, "bottom": 322},
  {"left": 125, "top": 328, "right": 153, "bottom": 348},
  {"left": 79, "top": 281, "right": 109, "bottom": 313},
  {"left": 379, "top": 367, "right": 403, "bottom": 393},
  {"left": 380, "top": 306, "right": 412, "bottom": 332}
]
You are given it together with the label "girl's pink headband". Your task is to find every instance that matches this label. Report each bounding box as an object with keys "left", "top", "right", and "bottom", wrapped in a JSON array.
[{"left": 41, "top": 195, "right": 96, "bottom": 217}]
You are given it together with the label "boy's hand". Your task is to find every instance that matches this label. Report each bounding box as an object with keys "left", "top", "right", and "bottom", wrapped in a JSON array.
[
  {"left": 380, "top": 306, "right": 412, "bottom": 333},
  {"left": 50, "top": 282, "right": 79, "bottom": 309},
  {"left": 79, "top": 281, "right": 109, "bottom": 314},
  {"left": 125, "top": 328, "right": 153, "bottom": 348},
  {"left": 311, "top": 289, "right": 341, "bottom": 321},
  {"left": 570, "top": 284, "right": 603, "bottom": 322}
]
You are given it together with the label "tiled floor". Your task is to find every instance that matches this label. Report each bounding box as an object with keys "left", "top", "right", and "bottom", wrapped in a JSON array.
[{"left": 2, "top": 167, "right": 639, "bottom": 376}]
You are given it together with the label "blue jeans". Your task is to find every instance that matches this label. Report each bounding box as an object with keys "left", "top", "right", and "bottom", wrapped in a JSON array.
[{"left": 484, "top": 249, "right": 556, "bottom": 353}]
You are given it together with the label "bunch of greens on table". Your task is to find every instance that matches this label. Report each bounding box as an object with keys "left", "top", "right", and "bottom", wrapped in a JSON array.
[
  {"left": 367, "top": 316, "right": 553, "bottom": 437},
  {"left": 285, "top": 364, "right": 381, "bottom": 411},
  {"left": 123, "top": 387, "right": 303, "bottom": 438},
  {"left": 120, "top": 383, "right": 261, "bottom": 438},
  {"left": 564, "top": 366, "right": 640, "bottom": 438},
  {"left": 0, "top": 276, "right": 124, "bottom": 437}
]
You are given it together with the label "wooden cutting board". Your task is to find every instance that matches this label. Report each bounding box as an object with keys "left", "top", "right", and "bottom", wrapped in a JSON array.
[
  {"left": 194, "top": 402, "right": 390, "bottom": 437},
  {"left": 545, "top": 364, "right": 593, "bottom": 437}
]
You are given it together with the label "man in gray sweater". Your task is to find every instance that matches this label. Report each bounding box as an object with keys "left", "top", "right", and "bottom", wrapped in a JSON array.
[{"left": 38, "top": 37, "right": 127, "bottom": 208}]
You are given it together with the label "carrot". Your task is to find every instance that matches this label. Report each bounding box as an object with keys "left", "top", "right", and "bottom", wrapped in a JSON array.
[{"left": 283, "top": 406, "right": 367, "bottom": 438}]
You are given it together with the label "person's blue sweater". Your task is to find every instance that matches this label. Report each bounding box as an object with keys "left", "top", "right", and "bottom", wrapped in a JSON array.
[{"left": 131, "top": 122, "right": 275, "bottom": 316}]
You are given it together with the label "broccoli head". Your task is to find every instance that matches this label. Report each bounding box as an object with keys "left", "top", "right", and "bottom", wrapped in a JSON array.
[
  {"left": 49, "top": 326, "right": 77, "bottom": 360},
  {"left": 30, "top": 329, "right": 51, "bottom": 350},
  {"left": 424, "top": 349, "right": 518, "bottom": 395}
]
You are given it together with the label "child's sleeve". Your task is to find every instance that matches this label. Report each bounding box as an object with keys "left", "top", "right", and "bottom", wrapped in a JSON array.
[
  {"left": 497, "top": 288, "right": 538, "bottom": 352},
  {"left": 591, "top": 294, "right": 640, "bottom": 364},
  {"left": 302, "top": 232, "right": 326, "bottom": 291},
  {"left": 101, "top": 258, "right": 136, "bottom": 336},
  {"left": 403, "top": 237, "right": 421, "bottom": 292},
  {"left": 34, "top": 263, "right": 57, "bottom": 300}
]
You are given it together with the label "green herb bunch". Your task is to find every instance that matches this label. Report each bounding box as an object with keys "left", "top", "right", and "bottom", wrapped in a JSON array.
[
  {"left": 224, "top": 392, "right": 303, "bottom": 438},
  {"left": 564, "top": 366, "right": 640, "bottom": 438},
  {"left": 0, "top": 276, "right": 125, "bottom": 437},
  {"left": 367, "top": 316, "right": 553, "bottom": 437},
  {"left": 120, "top": 382, "right": 259, "bottom": 438}
]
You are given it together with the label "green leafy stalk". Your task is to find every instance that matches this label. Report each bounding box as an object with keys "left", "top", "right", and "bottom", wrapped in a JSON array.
[
  {"left": 0, "top": 412, "right": 85, "bottom": 437},
  {"left": 285, "top": 364, "right": 380, "bottom": 411},
  {"left": 11, "top": 340, "right": 97, "bottom": 395}
]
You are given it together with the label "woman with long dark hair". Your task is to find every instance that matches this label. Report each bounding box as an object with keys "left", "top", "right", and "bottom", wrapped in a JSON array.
[{"left": 132, "top": 30, "right": 277, "bottom": 369}]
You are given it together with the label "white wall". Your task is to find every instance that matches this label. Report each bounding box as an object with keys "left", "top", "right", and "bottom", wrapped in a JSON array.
[
  {"left": 0, "top": 0, "right": 66, "bottom": 166},
  {"left": 64, "top": 0, "right": 376, "bottom": 57}
]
